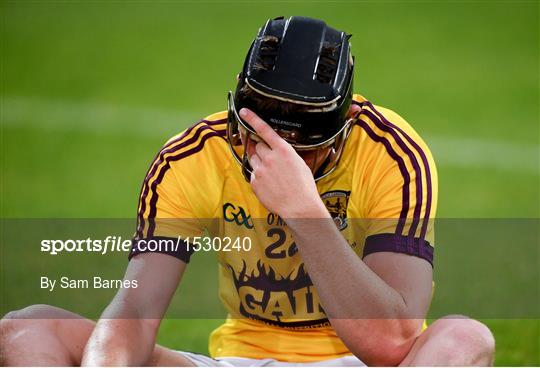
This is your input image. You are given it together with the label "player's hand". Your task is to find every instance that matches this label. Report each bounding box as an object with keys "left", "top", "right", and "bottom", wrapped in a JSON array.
[{"left": 239, "top": 108, "right": 327, "bottom": 218}]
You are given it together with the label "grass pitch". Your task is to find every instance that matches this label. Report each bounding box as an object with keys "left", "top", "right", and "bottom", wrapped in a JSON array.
[{"left": 1, "top": 1, "right": 538, "bottom": 365}]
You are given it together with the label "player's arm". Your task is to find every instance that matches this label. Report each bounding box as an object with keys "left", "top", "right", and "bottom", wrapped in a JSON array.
[
  {"left": 82, "top": 253, "right": 186, "bottom": 366},
  {"left": 242, "top": 107, "right": 435, "bottom": 366},
  {"left": 82, "top": 138, "right": 206, "bottom": 366},
  {"left": 286, "top": 218, "right": 432, "bottom": 366}
]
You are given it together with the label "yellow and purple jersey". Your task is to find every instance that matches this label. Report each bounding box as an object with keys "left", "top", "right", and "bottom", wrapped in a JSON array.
[{"left": 131, "top": 94, "right": 438, "bottom": 362}]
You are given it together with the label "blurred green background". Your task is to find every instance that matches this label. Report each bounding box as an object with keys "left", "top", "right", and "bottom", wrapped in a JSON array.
[{"left": 1, "top": 0, "right": 538, "bottom": 366}]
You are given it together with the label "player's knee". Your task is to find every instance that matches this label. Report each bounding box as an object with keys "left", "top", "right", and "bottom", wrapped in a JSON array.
[
  {"left": 1, "top": 305, "right": 69, "bottom": 366},
  {"left": 440, "top": 316, "right": 495, "bottom": 365},
  {"left": 11, "top": 304, "right": 65, "bottom": 318},
  {"left": 0, "top": 310, "right": 19, "bottom": 340},
  {"left": 1, "top": 305, "right": 60, "bottom": 342}
]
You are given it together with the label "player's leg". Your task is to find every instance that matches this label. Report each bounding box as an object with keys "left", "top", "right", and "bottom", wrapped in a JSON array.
[
  {"left": 0, "top": 304, "right": 195, "bottom": 366},
  {"left": 399, "top": 315, "right": 495, "bottom": 366},
  {"left": 0, "top": 304, "right": 91, "bottom": 366}
]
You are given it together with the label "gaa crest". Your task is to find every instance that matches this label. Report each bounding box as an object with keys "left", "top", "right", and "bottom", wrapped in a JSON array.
[{"left": 321, "top": 190, "right": 350, "bottom": 230}]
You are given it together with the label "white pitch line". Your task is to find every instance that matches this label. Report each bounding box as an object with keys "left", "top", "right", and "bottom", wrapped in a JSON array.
[
  {"left": 1, "top": 95, "right": 539, "bottom": 175},
  {"left": 0, "top": 95, "right": 200, "bottom": 138},
  {"left": 425, "top": 136, "right": 539, "bottom": 174}
]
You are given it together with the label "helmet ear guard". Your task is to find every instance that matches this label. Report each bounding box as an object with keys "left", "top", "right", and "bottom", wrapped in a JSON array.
[{"left": 227, "top": 16, "right": 356, "bottom": 182}]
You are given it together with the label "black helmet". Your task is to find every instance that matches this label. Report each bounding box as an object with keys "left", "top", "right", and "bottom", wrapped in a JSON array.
[{"left": 227, "top": 16, "right": 355, "bottom": 181}]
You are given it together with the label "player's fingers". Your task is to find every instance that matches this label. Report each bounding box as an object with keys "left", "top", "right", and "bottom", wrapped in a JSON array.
[
  {"left": 239, "top": 108, "right": 283, "bottom": 149},
  {"left": 255, "top": 141, "right": 272, "bottom": 159},
  {"left": 348, "top": 103, "right": 362, "bottom": 118},
  {"left": 245, "top": 137, "right": 257, "bottom": 158},
  {"left": 249, "top": 153, "right": 261, "bottom": 171},
  {"left": 249, "top": 155, "right": 261, "bottom": 184}
]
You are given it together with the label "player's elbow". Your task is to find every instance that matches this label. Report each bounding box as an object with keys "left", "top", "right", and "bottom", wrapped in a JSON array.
[
  {"left": 350, "top": 334, "right": 411, "bottom": 366},
  {"left": 341, "top": 320, "right": 420, "bottom": 366},
  {"left": 350, "top": 336, "right": 409, "bottom": 366}
]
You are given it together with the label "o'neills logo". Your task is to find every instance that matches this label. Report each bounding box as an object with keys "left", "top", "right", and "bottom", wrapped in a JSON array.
[
  {"left": 269, "top": 118, "right": 302, "bottom": 128},
  {"left": 321, "top": 190, "right": 350, "bottom": 230}
]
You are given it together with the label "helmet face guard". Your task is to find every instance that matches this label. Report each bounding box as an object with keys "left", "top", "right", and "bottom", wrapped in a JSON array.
[
  {"left": 226, "top": 16, "right": 356, "bottom": 182},
  {"left": 227, "top": 91, "right": 354, "bottom": 181}
]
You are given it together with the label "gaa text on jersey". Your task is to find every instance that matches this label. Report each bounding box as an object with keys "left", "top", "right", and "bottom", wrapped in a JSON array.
[{"left": 223, "top": 202, "right": 254, "bottom": 229}]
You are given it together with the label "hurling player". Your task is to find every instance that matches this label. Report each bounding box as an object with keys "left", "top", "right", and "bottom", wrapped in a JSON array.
[{"left": 1, "top": 16, "right": 495, "bottom": 367}]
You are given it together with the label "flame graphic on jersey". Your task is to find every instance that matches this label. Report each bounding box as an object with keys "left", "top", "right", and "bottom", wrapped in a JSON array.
[{"left": 227, "top": 260, "right": 313, "bottom": 314}]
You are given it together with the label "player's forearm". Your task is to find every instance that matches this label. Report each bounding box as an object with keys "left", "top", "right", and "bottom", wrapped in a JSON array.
[
  {"left": 81, "top": 301, "right": 159, "bottom": 366},
  {"left": 285, "top": 204, "right": 408, "bottom": 318},
  {"left": 285, "top": 204, "right": 422, "bottom": 362}
]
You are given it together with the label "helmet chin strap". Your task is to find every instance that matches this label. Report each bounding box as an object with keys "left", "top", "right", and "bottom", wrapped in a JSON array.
[
  {"left": 241, "top": 131, "right": 253, "bottom": 182},
  {"left": 242, "top": 154, "right": 252, "bottom": 182},
  {"left": 310, "top": 148, "right": 320, "bottom": 175},
  {"left": 313, "top": 148, "right": 334, "bottom": 180}
]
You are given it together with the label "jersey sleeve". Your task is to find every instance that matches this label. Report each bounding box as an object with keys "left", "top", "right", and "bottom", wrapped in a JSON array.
[
  {"left": 130, "top": 113, "right": 228, "bottom": 263},
  {"left": 359, "top": 104, "right": 438, "bottom": 266}
]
